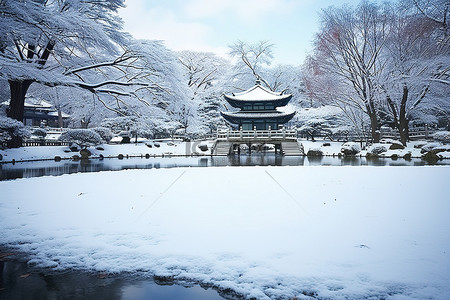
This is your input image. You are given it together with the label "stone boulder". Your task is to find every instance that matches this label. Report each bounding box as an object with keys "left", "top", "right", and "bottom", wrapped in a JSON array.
[
  {"left": 69, "top": 143, "right": 81, "bottom": 152},
  {"left": 307, "top": 148, "right": 323, "bottom": 157},
  {"left": 422, "top": 150, "right": 440, "bottom": 164},
  {"left": 421, "top": 142, "right": 441, "bottom": 154},
  {"left": 403, "top": 152, "right": 412, "bottom": 160},
  {"left": 198, "top": 143, "right": 209, "bottom": 152},
  {"left": 389, "top": 141, "right": 405, "bottom": 150},
  {"left": 80, "top": 148, "right": 92, "bottom": 159},
  {"left": 341, "top": 142, "right": 361, "bottom": 156}
]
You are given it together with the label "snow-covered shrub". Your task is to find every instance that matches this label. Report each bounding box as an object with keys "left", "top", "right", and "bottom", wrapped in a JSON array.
[
  {"left": 59, "top": 129, "right": 102, "bottom": 148},
  {"left": 93, "top": 127, "right": 113, "bottom": 143},
  {"left": 368, "top": 144, "right": 388, "bottom": 155},
  {"left": 32, "top": 128, "right": 47, "bottom": 139},
  {"left": 0, "top": 116, "right": 31, "bottom": 144},
  {"left": 341, "top": 142, "right": 361, "bottom": 155},
  {"left": 434, "top": 131, "right": 450, "bottom": 143}
]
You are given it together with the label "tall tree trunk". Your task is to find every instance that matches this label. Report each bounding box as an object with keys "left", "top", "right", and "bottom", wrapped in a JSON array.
[
  {"left": 7, "top": 79, "right": 33, "bottom": 148},
  {"left": 368, "top": 111, "right": 380, "bottom": 143},
  {"left": 398, "top": 86, "right": 409, "bottom": 146}
]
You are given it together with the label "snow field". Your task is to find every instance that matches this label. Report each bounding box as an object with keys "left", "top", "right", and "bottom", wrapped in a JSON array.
[{"left": 0, "top": 166, "right": 449, "bottom": 299}]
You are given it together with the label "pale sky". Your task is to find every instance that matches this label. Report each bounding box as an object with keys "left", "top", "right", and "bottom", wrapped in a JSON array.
[{"left": 119, "top": 0, "right": 362, "bottom": 66}]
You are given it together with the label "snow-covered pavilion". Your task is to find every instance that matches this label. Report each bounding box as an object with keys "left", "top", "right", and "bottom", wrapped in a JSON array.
[
  {"left": 220, "top": 81, "right": 295, "bottom": 130},
  {"left": 213, "top": 81, "right": 302, "bottom": 156}
]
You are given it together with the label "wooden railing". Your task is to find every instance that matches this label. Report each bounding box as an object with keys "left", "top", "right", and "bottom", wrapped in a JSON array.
[
  {"left": 217, "top": 129, "right": 297, "bottom": 141},
  {"left": 22, "top": 140, "right": 70, "bottom": 147},
  {"left": 379, "top": 127, "right": 436, "bottom": 140}
]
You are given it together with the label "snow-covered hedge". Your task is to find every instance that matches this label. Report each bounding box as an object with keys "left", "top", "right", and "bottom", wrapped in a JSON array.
[
  {"left": 434, "top": 131, "right": 450, "bottom": 144},
  {"left": 59, "top": 129, "right": 102, "bottom": 148},
  {"left": 93, "top": 127, "right": 113, "bottom": 143},
  {"left": 0, "top": 116, "right": 31, "bottom": 144}
]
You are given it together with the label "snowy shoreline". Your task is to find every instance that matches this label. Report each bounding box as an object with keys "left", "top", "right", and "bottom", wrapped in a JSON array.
[
  {"left": 1, "top": 166, "right": 449, "bottom": 299},
  {"left": 1, "top": 139, "right": 449, "bottom": 164}
]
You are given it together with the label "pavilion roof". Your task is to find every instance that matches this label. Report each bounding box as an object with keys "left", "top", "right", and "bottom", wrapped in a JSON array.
[{"left": 224, "top": 84, "right": 291, "bottom": 103}]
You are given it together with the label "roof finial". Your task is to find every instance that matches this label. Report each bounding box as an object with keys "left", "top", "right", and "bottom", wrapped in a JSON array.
[{"left": 255, "top": 79, "right": 261, "bottom": 85}]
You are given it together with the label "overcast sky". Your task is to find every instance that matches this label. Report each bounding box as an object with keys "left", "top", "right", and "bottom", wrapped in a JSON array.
[{"left": 119, "top": 0, "right": 362, "bottom": 66}]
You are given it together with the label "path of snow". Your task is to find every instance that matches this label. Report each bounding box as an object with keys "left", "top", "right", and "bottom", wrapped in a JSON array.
[{"left": 1, "top": 166, "right": 449, "bottom": 299}]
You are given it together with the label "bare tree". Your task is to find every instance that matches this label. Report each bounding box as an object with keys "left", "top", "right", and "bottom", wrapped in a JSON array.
[
  {"left": 378, "top": 2, "right": 450, "bottom": 145},
  {"left": 306, "top": 2, "right": 395, "bottom": 142},
  {"left": 409, "top": 0, "right": 449, "bottom": 39},
  {"left": 228, "top": 40, "right": 275, "bottom": 90},
  {"left": 178, "top": 51, "right": 230, "bottom": 134}
]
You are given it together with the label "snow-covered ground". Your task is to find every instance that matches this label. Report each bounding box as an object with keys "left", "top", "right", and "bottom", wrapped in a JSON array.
[{"left": 1, "top": 166, "right": 449, "bottom": 299}]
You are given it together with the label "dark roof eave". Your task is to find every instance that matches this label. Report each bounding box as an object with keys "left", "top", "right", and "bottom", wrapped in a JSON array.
[
  {"left": 220, "top": 111, "right": 296, "bottom": 124},
  {"left": 224, "top": 94, "right": 292, "bottom": 108}
]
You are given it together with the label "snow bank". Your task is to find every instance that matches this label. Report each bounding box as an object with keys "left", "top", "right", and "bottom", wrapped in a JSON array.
[
  {"left": 0, "top": 140, "right": 216, "bottom": 163},
  {"left": 1, "top": 166, "right": 449, "bottom": 299}
]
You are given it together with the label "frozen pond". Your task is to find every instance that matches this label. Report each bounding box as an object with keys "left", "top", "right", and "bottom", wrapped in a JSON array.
[{"left": 1, "top": 154, "right": 449, "bottom": 180}]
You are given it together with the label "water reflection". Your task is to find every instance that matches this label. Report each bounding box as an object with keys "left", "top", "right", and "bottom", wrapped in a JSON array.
[
  {"left": 0, "top": 260, "right": 225, "bottom": 300},
  {"left": 1, "top": 154, "right": 448, "bottom": 181}
]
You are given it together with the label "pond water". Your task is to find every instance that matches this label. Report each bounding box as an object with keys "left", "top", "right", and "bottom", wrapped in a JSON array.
[
  {"left": 1, "top": 154, "right": 449, "bottom": 181},
  {"left": 0, "top": 260, "right": 226, "bottom": 300}
]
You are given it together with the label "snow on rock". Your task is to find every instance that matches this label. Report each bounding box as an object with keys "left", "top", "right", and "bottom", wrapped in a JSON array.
[
  {"left": 340, "top": 142, "right": 361, "bottom": 155},
  {"left": 302, "top": 141, "right": 344, "bottom": 156},
  {"left": 0, "top": 166, "right": 449, "bottom": 299},
  {"left": 421, "top": 142, "right": 442, "bottom": 153}
]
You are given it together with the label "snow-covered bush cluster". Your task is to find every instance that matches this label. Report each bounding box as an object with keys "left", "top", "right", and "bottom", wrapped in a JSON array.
[
  {"left": 59, "top": 129, "right": 102, "bottom": 148},
  {"left": 0, "top": 116, "right": 31, "bottom": 144},
  {"left": 93, "top": 127, "right": 113, "bottom": 143},
  {"left": 434, "top": 131, "right": 450, "bottom": 144}
]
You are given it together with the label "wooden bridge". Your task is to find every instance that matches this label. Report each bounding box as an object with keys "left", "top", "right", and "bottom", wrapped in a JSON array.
[{"left": 212, "top": 129, "right": 304, "bottom": 156}]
